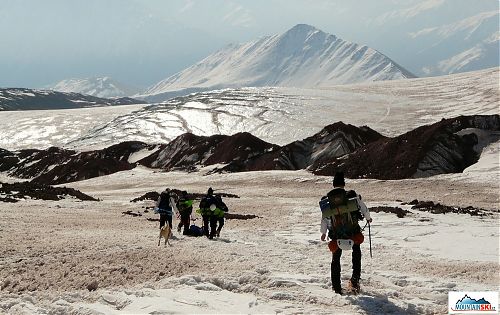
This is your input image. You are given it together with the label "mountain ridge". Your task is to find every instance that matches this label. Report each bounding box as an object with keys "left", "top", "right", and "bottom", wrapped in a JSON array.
[
  {"left": 1, "top": 115, "right": 497, "bottom": 184},
  {"left": 0, "top": 88, "right": 145, "bottom": 111},
  {"left": 141, "top": 24, "right": 415, "bottom": 101},
  {"left": 50, "top": 77, "right": 142, "bottom": 98}
]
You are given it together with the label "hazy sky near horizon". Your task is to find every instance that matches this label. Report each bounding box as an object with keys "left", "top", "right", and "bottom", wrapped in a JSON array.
[{"left": 0, "top": 0, "right": 498, "bottom": 88}]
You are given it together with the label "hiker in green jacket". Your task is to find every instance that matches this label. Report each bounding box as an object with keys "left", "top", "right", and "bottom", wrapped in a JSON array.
[
  {"left": 176, "top": 190, "right": 194, "bottom": 235},
  {"left": 213, "top": 194, "right": 229, "bottom": 237},
  {"left": 197, "top": 187, "right": 218, "bottom": 239}
]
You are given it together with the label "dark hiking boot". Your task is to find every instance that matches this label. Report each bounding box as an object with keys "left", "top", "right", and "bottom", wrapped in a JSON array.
[
  {"left": 333, "top": 286, "right": 343, "bottom": 295},
  {"left": 350, "top": 277, "right": 360, "bottom": 292}
]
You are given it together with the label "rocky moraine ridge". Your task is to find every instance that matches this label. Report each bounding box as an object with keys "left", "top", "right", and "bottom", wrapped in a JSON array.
[{"left": 0, "top": 114, "right": 498, "bottom": 186}]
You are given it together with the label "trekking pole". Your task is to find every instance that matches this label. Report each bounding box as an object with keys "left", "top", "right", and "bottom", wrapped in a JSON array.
[
  {"left": 368, "top": 221, "right": 372, "bottom": 258},
  {"left": 361, "top": 221, "right": 368, "bottom": 231}
]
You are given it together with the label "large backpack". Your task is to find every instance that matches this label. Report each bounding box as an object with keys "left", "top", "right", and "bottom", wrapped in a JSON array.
[
  {"left": 322, "top": 188, "right": 362, "bottom": 239},
  {"left": 189, "top": 224, "right": 204, "bottom": 237},
  {"left": 198, "top": 195, "right": 217, "bottom": 215},
  {"left": 157, "top": 191, "right": 173, "bottom": 214},
  {"left": 177, "top": 198, "right": 193, "bottom": 215},
  {"left": 215, "top": 195, "right": 228, "bottom": 211}
]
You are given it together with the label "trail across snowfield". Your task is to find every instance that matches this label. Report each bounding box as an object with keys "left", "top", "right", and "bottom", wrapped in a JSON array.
[{"left": 0, "top": 166, "right": 498, "bottom": 314}]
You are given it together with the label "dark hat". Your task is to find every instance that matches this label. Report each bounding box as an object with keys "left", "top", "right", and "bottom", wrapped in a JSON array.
[
  {"left": 207, "top": 187, "right": 214, "bottom": 195},
  {"left": 332, "top": 172, "right": 345, "bottom": 187}
]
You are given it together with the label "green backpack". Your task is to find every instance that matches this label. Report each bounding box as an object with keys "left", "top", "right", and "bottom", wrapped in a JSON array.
[
  {"left": 323, "top": 188, "right": 362, "bottom": 239},
  {"left": 177, "top": 198, "right": 193, "bottom": 215}
]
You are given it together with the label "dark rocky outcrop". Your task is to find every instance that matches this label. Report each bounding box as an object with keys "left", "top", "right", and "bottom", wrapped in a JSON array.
[
  {"left": 130, "top": 189, "right": 239, "bottom": 203},
  {"left": 1, "top": 115, "right": 497, "bottom": 184},
  {"left": 0, "top": 148, "right": 19, "bottom": 172},
  {"left": 0, "top": 88, "right": 145, "bottom": 111},
  {"left": 225, "top": 213, "right": 260, "bottom": 220},
  {"left": 122, "top": 210, "right": 142, "bottom": 217},
  {"left": 130, "top": 191, "right": 160, "bottom": 203},
  {"left": 314, "top": 115, "right": 500, "bottom": 179},
  {"left": 213, "top": 122, "right": 383, "bottom": 173},
  {"left": 369, "top": 206, "right": 412, "bottom": 218},
  {"left": 0, "top": 181, "right": 98, "bottom": 202},
  {"left": 409, "top": 199, "right": 490, "bottom": 216},
  {"left": 138, "top": 132, "right": 278, "bottom": 171},
  {"left": 2, "top": 141, "right": 151, "bottom": 185}
]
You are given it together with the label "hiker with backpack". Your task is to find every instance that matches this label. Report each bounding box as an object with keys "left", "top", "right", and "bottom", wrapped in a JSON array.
[
  {"left": 213, "top": 194, "right": 229, "bottom": 237},
  {"left": 176, "top": 190, "right": 194, "bottom": 235},
  {"left": 155, "top": 188, "right": 178, "bottom": 230},
  {"left": 319, "top": 172, "right": 372, "bottom": 295},
  {"left": 197, "top": 187, "right": 220, "bottom": 239}
]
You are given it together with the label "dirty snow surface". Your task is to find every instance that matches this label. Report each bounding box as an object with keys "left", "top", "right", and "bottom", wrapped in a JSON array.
[
  {"left": 0, "top": 166, "right": 499, "bottom": 314},
  {"left": 0, "top": 68, "right": 499, "bottom": 314}
]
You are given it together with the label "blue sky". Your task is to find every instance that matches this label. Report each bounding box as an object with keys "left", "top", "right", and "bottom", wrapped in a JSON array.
[{"left": 0, "top": 0, "right": 497, "bottom": 88}]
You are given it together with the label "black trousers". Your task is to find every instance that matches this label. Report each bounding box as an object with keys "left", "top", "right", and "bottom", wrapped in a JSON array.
[
  {"left": 177, "top": 213, "right": 191, "bottom": 234},
  {"left": 331, "top": 244, "right": 361, "bottom": 290},
  {"left": 159, "top": 214, "right": 172, "bottom": 229},
  {"left": 216, "top": 217, "right": 224, "bottom": 234},
  {"left": 202, "top": 215, "right": 218, "bottom": 238}
]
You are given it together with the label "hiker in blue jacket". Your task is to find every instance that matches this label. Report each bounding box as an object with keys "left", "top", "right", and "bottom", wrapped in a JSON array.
[{"left": 155, "top": 188, "right": 178, "bottom": 229}]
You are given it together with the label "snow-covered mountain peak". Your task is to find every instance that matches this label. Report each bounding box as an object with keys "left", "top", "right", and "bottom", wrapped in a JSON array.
[
  {"left": 279, "top": 23, "right": 325, "bottom": 40},
  {"left": 141, "top": 24, "right": 414, "bottom": 102},
  {"left": 51, "top": 77, "right": 141, "bottom": 98},
  {"left": 287, "top": 23, "right": 318, "bottom": 33},
  {"left": 273, "top": 24, "right": 337, "bottom": 54}
]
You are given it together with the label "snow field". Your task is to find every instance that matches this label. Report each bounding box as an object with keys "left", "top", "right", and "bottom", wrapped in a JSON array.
[
  {"left": 0, "top": 168, "right": 498, "bottom": 314},
  {"left": 0, "top": 68, "right": 497, "bottom": 151}
]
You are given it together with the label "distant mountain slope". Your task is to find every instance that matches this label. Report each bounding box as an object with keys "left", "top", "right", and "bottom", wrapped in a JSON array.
[
  {"left": 363, "top": 0, "right": 499, "bottom": 76},
  {"left": 0, "top": 88, "right": 145, "bottom": 111},
  {"left": 435, "top": 31, "right": 499, "bottom": 74},
  {"left": 50, "top": 77, "right": 141, "bottom": 98},
  {"left": 142, "top": 24, "right": 415, "bottom": 101},
  {"left": 412, "top": 10, "right": 500, "bottom": 76}
]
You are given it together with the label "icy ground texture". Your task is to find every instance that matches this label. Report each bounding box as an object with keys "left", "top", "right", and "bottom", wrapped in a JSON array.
[
  {"left": 0, "top": 68, "right": 497, "bottom": 151},
  {"left": 0, "top": 168, "right": 498, "bottom": 314},
  {"left": 0, "top": 104, "right": 144, "bottom": 150}
]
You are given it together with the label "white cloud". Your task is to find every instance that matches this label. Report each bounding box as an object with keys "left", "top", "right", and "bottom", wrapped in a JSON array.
[
  {"left": 179, "top": 0, "right": 194, "bottom": 13},
  {"left": 374, "top": 0, "right": 446, "bottom": 24},
  {"left": 222, "top": 2, "right": 255, "bottom": 28}
]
